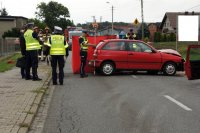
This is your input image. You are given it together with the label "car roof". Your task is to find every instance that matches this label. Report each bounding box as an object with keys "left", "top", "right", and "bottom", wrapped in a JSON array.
[{"left": 103, "top": 39, "right": 145, "bottom": 43}]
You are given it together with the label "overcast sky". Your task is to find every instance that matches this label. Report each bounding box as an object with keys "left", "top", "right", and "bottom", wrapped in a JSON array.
[{"left": 1, "top": 0, "right": 200, "bottom": 24}]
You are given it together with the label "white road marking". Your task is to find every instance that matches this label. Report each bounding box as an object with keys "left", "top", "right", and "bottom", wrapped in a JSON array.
[
  {"left": 132, "top": 75, "right": 138, "bottom": 79},
  {"left": 164, "top": 95, "right": 192, "bottom": 111}
]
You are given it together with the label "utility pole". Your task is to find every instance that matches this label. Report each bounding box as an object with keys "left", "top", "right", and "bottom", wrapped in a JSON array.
[
  {"left": 111, "top": 5, "right": 114, "bottom": 35},
  {"left": 100, "top": 16, "right": 102, "bottom": 23},
  {"left": 141, "top": 0, "right": 144, "bottom": 40},
  {"left": 106, "top": 2, "right": 114, "bottom": 35},
  {"left": 92, "top": 16, "right": 96, "bottom": 23}
]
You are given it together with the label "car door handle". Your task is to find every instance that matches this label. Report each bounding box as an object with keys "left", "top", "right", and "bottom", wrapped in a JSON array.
[{"left": 128, "top": 53, "right": 133, "bottom": 55}]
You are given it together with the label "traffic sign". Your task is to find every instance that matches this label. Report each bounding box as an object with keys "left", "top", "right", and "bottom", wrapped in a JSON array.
[
  {"left": 133, "top": 18, "right": 139, "bottom": 25},
  {"left": 92, "top": 22, "right": 98, "bottom": 28}
]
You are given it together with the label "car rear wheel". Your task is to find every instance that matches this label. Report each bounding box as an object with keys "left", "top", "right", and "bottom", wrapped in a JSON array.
[
  {"left": 101, "top": 62, "right": 115, "bottom": 75},
  {"left": 163, "top": 62, "right": 177, "bottom": 76}
]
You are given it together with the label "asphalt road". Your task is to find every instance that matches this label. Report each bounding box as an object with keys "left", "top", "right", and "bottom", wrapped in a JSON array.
[{"left": 43, "top": 56, "right": 200, "bottom": 133}]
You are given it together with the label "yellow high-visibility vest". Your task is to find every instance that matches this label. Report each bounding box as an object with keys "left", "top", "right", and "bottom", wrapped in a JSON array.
[
  {"left": 24, "top": 29, "right": 41, "bottom": 51},
  {"left": 49, "top": 35, "right": 66, "bottom": 55},
  {"left": 80, "top": 36, "right": 89, "bottom": 50}
]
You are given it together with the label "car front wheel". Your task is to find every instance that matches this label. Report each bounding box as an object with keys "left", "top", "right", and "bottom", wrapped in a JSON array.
[
  {"left": 101, "top": 62, "right": 115, "bottom": 75},
  {"left": 163, "top": 62, "right": 177, "bottom": 76}
]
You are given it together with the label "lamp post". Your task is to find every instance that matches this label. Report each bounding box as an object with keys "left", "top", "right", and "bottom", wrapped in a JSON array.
[{"left": 106, "top": 2, "right": 114, "bottom": 35}]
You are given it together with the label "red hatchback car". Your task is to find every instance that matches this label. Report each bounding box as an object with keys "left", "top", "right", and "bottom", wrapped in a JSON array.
[{"left": 89, "top": 39, "right": 184, "bottom": 76}]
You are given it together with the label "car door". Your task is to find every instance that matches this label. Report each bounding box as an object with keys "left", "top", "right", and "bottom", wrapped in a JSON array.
[
  {"left": 127, "top": 42, "right": 162, "bottom": 70},
  {"left": 185, "top": 45, "right": 200, "bottom": 80},
  {"left": 100, "top": 41, "right": 128, "bottom": 69}
]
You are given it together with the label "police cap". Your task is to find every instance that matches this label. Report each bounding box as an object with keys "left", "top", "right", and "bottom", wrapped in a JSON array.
[{"left": 26, "top": 22, "right": 34, "bottom": 29}]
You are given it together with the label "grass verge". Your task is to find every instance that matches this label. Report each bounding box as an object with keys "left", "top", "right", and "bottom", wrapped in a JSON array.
[
  {"left": 153, "top": 41, "right": 199, "bottom": 58},
  {"left": 0, "top": 53, "right": 21, "bottom": 72}
]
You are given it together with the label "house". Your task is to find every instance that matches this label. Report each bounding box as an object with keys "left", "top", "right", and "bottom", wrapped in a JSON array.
[
  {"left": 0, "top": 16, "right": 28, "bottom": 39},
  {"left": 160, "top": 12, "right": 200, "bottom": 33},
  {"left": 148, "top": 22, "right": 161, "bottom": 41}
]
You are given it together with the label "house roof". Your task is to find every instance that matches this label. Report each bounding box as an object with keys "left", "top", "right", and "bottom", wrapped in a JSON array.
[
  {"left": 160, "top": 12, "right": 200, "bottom": 30},
  {"left": 0, "top": 16, "right": 28, "bottom": 20}
]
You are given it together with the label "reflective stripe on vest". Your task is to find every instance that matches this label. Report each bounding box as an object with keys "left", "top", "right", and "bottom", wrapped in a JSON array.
[
  {"left": 24, "top": 29, "right": 41, "bottom": 51},
  {"left": 50, "top": 35, "right": 66, "bottom": 55},
  {"left": 80, "top": 36, "right": 88, "bottom": 50}
]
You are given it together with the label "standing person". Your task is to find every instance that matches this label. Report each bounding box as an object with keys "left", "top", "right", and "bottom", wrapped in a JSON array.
[
  {"left": 79, "top": 31, "right": 93, "bottom": 78},
  {"left": 43, "top": 27, "right": 51, "bottom": 65},
  {"left": 24, "top": 23, "right": 42, "bottom": 81},
  {"left": 47, "top": 26, "right": 68, "bottom": 85},
  {"left": 19, "top": 26, "right": 27, "bottom": 79},
  {"left": 124, "top": 29, "right": 137, "bottom": 40}
]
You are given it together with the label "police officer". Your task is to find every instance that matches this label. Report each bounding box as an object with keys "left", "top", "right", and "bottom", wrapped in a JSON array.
[
  {"left": 24, "top": 23, "right": 42, "bottom": 81},
  {"left": 124, "top": 29, "right": 137, "bottom": 40},
  {"left": 19, "top": 26, "right": 27, "bottom": 79},
  {"left": 47, "top": 26, "right": 68, "bottom": 85},
  {"left": 79, "top": 31, "right": 93, "bottom": 78}
]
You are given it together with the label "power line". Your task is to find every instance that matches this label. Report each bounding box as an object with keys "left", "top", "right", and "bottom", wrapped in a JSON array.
[{"left": 185, "top": 4, "right": 200, "bottom": 11}]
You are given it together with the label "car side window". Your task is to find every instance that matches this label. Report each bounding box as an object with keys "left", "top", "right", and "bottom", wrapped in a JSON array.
[
  {"left": 128, "top": 42, "right": 152, "bottom": 52},
  {"left": 102, "top": 41, "right": 126, "bottom": 51}
]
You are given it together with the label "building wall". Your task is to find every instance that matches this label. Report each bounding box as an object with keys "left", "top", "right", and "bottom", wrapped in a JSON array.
[
  {"left": 16, "top": 18, "right": 27, "bottom": 28},
  {"left": 0, "top": 20, "right": 15, "bottom": 39},
  {"left": 0, "top": 17, "right": 27, "bottom": 39}
]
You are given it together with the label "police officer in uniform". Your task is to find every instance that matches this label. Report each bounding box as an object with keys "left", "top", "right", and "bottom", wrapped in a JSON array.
[
  {"left": 124, "top": 29, "right": 137, "bottom": 40},
  {"left": 47, "top": 26, "right": 68, "bottom": 85},
  {"left": 24, "top": 23, "right": 42, "bottom": 81},
  {"left": 79, "top": 31, "right": 93, "bottom": 78}
]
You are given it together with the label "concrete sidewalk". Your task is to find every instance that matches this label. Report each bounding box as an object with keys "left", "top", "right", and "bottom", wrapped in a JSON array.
[{"left": 0, "top": 62, "right": 51, "bottom": 133}]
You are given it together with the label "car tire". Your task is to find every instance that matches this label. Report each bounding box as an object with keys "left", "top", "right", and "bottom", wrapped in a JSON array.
[
  {"left": 163, "top": 62, "right": 177, "bottom": 76},
  {"left": 101, "top": 62, "right": 115, "bottom": 76}
]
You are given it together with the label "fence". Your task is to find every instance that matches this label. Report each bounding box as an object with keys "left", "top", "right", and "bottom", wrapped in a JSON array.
[{"left": 0, "top": 37, "right": 20, "bottom": 57}]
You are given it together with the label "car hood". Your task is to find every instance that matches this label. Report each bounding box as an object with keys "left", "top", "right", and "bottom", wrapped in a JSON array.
[{"left": 158, "top": 49, "right": 181, "bottom": 57}]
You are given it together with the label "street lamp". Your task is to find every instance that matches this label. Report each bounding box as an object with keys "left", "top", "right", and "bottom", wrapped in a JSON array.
[{"left": 106, "top": 2, "right": 114, "bottom": 35}]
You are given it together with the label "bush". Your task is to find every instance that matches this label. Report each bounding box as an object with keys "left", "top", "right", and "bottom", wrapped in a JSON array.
[{"left": 2, "top": 28, "right": 20, "bottom": 39}]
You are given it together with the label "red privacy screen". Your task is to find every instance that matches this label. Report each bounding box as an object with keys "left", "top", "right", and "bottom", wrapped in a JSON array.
[{"left": 71, "top": 35, "right": 116, "bottom": 74}]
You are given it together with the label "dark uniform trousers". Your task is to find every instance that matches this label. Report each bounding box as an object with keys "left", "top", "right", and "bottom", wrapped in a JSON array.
[
  {"left": 80, "top": 50, "right": 87, "bottom": 76},
  {"left": 51, "top": 55, "right": 65, "bottom": 84},
  {"left": 26, "top": 50, "right": 39, "bottom": 79}
]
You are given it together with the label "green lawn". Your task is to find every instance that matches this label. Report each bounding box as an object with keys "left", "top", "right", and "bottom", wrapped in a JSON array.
[
  {"left": 0, "top": 53, "right": 22, "bottom": 72},
  {"left": 153, "top": 42, "right": 199, "bottom": 58}
]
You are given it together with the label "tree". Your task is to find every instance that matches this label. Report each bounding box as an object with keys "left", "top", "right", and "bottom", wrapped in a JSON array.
[
  {"left": 137, "top": 23, "right": 150, "bottom": 40},
  {"left": 35, "top": 1, "right": 74, "bottom": 30},
  {"left": 0, "top": 8, "right": 8, "bottom": 16},
  {"left": 154, "top": 32, "right": 161, "bottom": 42},
  {"left": 169, "top": 33, "right": 176, "bottom": 41},
  {"left": 28, "top": 18, "right": 46, "bottom": 30}
]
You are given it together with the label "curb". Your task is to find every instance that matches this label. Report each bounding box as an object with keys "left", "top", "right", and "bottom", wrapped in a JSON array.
[{"left": 18, "top": 71, "right": 52, "bottom": 133}]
